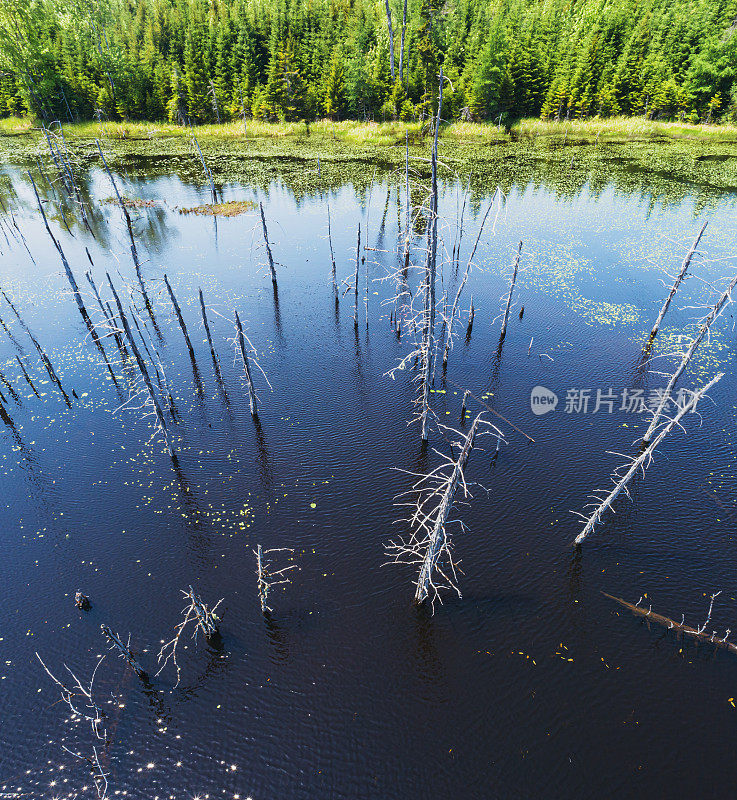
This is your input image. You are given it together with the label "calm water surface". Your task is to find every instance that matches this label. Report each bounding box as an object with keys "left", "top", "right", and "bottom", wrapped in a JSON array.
[{"left": 1, "top": 139, "right": 737, "bottom": 799}]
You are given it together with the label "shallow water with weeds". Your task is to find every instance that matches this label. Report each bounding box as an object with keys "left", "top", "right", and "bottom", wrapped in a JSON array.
[{"left": 1, "top": 135, "right": 737, "bottom": 799}]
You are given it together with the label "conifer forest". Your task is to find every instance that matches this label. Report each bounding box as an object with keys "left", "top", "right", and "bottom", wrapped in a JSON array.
[{"left": 0, "top": 0, "right": 735, "bottom": 124}]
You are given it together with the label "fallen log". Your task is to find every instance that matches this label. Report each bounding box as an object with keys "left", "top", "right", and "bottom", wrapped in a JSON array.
[{"left": 603, "top": 591, "right": 737, "bottom": 655}]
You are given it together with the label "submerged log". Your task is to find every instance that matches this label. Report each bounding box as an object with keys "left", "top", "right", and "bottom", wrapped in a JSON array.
[
  {"left": 603, "top": 591, "right": 737, "bottom": 655},
  {"left": 100, "top": 624, "right": 147, "bottom": 678}
]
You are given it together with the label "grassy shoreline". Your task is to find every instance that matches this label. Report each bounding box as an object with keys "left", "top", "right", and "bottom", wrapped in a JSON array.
[{"left": 2, "top": 115, "right": 737, "bottom": 145}]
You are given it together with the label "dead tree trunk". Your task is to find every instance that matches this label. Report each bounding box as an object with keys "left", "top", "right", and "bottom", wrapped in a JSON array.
[
  {"left": 420, "top": 69, "right": 443, "bottom": 442},
  {"left": 163, "top": 274, "right": 196, "bottom": 363},
  {"left": 499, "top": 241, "right": 522, "bottom": 340},
  {"left": 16, "top": 356, "right": 39, "bottom": 396},
  {"left": 460, "top": 390, "right": 470, "bottom": 421},
  {"left": 384, "top": 0, "right": 396, "bottom": 83},
  {"left": 327, "top": 203, "right": 338, "bottom": 300},
  {"left": 234, "top": 310, "right": 258, "bottom": 417},
  {"left": 642, "top": 272, "right": 737, "bottom": 444},
  {"left": 193, "top": 135, "right": 216, "bottom": 201},
  {"left": 96, "top": 141, "right": 138, "bottom": 266},
  {"left": 604, "top": 591, "right": 737, "bottom": 655},
  {"left": 100, "top": 624, "right": 147, "bottom": 678},
  {"left": 415, "top": 413, "right": 482, "bottom": 604},
  {"left": 107, "top": 274, "right": 171, "bottom": 455},
  {"left": 442, "top": 200, "right": 494, "bottom": 367},
  {"left": 398, "top": 0, "right": 408, "bottom": 85},
  {"left": 402, "top": 131, "right": 411, "bottom": 276},
  {"left": 199, "top": 289, "right": 224, "bottom": 387},
  {"left": 2, "top": 290, "right": 70, "bottom": 405},
  {"left": 575, "top": 372, "right": 723, "bottom": 545},
  {"left": 647, "top": 222, "right": 707, "bottom": 343},
  {"left": 353, "top": 223, "right": 361, "bottom": 327},
  {"left": 28, "top": 172, "right": 97, "bottom": 339},
  {"left": 254, "top": 545, "right": 298, "bottom": 614},
  {"left": 259, "top": 202, "right": 278, "bottom": 287}
]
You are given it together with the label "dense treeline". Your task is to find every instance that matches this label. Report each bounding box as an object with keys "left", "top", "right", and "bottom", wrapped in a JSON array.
[{"left": 0, "top": 0, "right": 735, "bottom": 125}]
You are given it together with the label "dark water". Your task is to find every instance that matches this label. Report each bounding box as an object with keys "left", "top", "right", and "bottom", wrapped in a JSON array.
[{"left": 1, "top": 138, "right": 737, "bottom": 799}]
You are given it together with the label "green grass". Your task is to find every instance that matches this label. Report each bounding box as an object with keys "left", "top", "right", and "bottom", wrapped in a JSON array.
[
  {"left": 0, "top": 116, "right": 35, "bottom": 135},
  {"left": 3, "top": 114, "right": 737, "bottom": 145},
  {"left": 512, "top": 115, "right": 737, "bottom": 142}
]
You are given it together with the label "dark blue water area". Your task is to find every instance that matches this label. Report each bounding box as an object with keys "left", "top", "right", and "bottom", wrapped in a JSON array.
[{"left": 1, "top": 152, "right": 737, "bottom": 799}]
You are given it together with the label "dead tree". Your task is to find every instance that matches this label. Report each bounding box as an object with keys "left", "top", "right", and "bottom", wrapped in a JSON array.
[
  {"left": 96, "top": 140, "right": 157, "bottom": 323},
  {"left": 234, "top": 310, "right": 259, "bottom": 417},
  {"left": 460, "top": 389, "right": 470, "bottom": 421},
  {"left": 353, "top": 223, "right": 361, "bottom": 326},
  {"left": 385, "top": 414, "right": 503, "bottom": 607},
  {"left": 646, "top": 222, "right": 708, "bottom": 343},
  {"left": 16, "top": 356, "right": 39, "bottom": 396},
  {"left": 36, "top": 652, "right": 110, "bottom": 798},
  {"left": 384, "top": 73, "right": 444, "bottom": 443},
  {"left": 254, "top": 545, "right": 299, "bottom": 614},
  {"left": 107, "top": 274, "right": 171, "bottom": 455},
  {"left": 259, "top": 202, "right": 278, "bottom": 287},
  {"left": 574, "top": 372, "right": 724, "bottom": 545},
  {"left": 384, "top": 0, "right": 395, "bottom": 82},
  {"left": 100, "top": 624, "right": 147, "bottom": 678},
  {"left": 193, "top": 135, "right": 217, "bottom": 200},
  {"left": 327, "top": 201, "right": 338, "bottom": 300},
  {"left": 398, "top": 0, "right": 408, "bottom": 84},
  {"left": 36, "top": 652, "right": 106, "bottom": 739},
  {"left": 28, "top": 172, "right": 97, "bottom": 339},
  {"left": 604, "top": 590, "right": 737, "bottom": 655},
  {"left": 420, "top": 70, "right": 443, "bottom": 442},
  {"left": 199, "top": 288, "right": 224, "bottom": 386},
  {"left": 642, "top": 272, "right": 737, "bottom": 444},
  {"left": 442, "top": 197, "right": 495, "bottom": 367},
  {"left": 2, "top": 290, "right": 70, "bottom": 405},
  {"left": 499, "top": 241, "right": 523, "bottom": 340},
  {"left": 163, "top": 274, "right": 197, "bottom": 363},
  {"left": 156, "top": 586, "right": 223, "bottom": 686}
]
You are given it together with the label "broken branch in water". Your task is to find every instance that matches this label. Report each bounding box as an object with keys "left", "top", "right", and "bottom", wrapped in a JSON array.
[
  {"left": 254, "top": 544, "right": 299, "bottom": 614},
  {"left": 156, "top": 586, "right": 223, "bottom": 686},
  {"left": 36, "top": 652, "right": 107, "bottom": 739},
  {"left": 603, "top": 590, "right": 737, "bottom": 655},
  {"left": 101, "top": 624, "right": 147, "bottom": 678}
]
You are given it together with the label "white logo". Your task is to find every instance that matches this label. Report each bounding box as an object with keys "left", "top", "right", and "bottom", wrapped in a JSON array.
[{"left": 530, "top": 385, "right": 558, "bottom": 415}]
